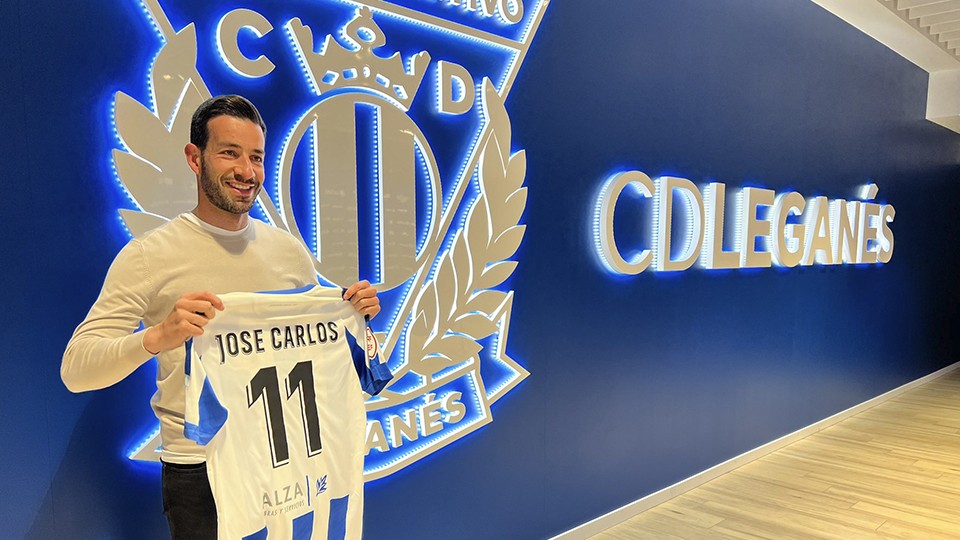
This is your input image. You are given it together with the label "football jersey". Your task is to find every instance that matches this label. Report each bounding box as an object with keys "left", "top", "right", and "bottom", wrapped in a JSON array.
[{"left": 184, "top": 285, "right": 392, "bottom": 540}]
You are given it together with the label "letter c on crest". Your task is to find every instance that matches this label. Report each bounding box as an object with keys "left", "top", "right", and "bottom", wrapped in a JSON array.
[{"left": 217, "top": 9, "right": 276, "bottom": 78}]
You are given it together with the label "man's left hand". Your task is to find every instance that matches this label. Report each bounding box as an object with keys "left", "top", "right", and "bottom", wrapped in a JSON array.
[{"left": 343, "top": 280, "right": 381, "bottom": 320}]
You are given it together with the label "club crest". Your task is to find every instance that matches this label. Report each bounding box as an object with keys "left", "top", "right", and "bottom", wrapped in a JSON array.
[{"left": 116, "top": 0, "right": 547, "bottom": 479}]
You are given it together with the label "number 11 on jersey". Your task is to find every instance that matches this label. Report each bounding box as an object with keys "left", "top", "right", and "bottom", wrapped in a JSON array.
[{"left": 247, "top": 360, "right": 323, "bottom": 468}]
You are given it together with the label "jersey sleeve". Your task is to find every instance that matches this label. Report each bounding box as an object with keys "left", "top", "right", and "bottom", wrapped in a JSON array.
[
  {"left": 184, "top": 338, "right": 229, "bottom": 446},
  {"left": 344, "top": 316, "right": 392, "bottom": 396}
]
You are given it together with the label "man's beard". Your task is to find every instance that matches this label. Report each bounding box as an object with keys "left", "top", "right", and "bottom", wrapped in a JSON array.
[{"left": 199, "top": 158, "right": 259, "bottom": 215}]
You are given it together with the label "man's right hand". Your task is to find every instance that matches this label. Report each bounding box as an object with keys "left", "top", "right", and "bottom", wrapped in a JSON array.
[{"left": 141, "top": 291, "right": 224, "bottom": 354}]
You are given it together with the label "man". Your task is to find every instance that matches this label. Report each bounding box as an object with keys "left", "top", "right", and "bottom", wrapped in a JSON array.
[{"left": 62, "top": 95, "right": 380, "bottom": 538}]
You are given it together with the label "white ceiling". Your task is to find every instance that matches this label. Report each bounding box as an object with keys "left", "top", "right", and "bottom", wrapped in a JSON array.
[
  {"left": 882, "top": 0, "right": 960, "bottom": 59},
  {"left": 812, "top": 0, "right": 960, "bottom": 133}
]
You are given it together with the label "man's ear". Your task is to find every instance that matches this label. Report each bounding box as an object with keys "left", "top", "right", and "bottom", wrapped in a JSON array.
[{"left": 185, "top": 143, "right": 202, "bottom": 176}]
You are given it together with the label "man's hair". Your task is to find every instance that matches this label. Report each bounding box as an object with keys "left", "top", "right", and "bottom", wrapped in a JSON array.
[{"left": 190, "top": 95, "right": 267, "bottom": 150}]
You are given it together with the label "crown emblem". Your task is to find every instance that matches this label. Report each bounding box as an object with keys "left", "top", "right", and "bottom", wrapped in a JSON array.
[{"left": 287, "top": 7, "right": 431, "bottom": 110}]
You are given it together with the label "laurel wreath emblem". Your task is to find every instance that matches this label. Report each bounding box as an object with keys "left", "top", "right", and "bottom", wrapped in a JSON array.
[
  {"left": 113, "top": 23, "right": 212, "bottom": 236},
  {"left": 404, "top": 81, "right": 527, "bottom": 380}
]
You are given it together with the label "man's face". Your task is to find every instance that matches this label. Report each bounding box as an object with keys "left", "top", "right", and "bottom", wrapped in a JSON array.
[{"left": 196, "top": 115, "right": 266, "bottom": 216}]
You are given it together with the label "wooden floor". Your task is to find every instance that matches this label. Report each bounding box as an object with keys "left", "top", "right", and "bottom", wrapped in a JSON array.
[{"left": 591, "top": 368, "right": 960, "bottom": 540}]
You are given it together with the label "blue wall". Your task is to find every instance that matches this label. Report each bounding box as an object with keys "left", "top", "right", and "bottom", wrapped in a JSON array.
[{"left": 2, "top": 0, "right": 958, "bottom": 538}]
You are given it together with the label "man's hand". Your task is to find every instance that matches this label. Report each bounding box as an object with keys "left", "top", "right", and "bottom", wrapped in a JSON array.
[
  {"left": 142, "top": 291, "right": 224, "bottom": 354},
  {"left": 343, "top": 280, "right": 381, "bottom": 320}
]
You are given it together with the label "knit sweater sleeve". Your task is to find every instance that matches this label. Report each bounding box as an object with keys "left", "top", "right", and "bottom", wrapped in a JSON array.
[{"left": 61, "top": 240, "right": 158, "bottom": 392}]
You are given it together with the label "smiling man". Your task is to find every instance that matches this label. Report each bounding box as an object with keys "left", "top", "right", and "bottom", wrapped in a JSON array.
[{"left": 62, "top": 95, "right": 380, "bottom": 539}]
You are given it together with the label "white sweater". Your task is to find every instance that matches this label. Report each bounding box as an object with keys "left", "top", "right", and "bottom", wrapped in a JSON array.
[{"left": 62, "top": 213, "right": 318, "bottom": 463}]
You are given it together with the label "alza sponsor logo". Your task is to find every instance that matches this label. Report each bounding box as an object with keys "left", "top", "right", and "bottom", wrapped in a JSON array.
[
  {"left": 261, "top": 475, "right": 326, "bottom": 516},
  {"left": 116, "top": 0, "right": 549, "bottom": 479},
  {"left": 263, "top": 482, "right": 304, "bottom": 509}
]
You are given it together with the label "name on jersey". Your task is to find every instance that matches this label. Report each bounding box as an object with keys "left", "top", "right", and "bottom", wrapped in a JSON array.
[{"left": 214, "top": 322, "right": 340, "bottom": 361}]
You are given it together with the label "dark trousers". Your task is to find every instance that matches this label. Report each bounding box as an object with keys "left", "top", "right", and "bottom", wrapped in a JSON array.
[{"left": 161, "top": 461, "right": 218, "bottom": 539}]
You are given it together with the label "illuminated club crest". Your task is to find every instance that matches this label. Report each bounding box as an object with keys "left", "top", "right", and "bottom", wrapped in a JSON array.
[{"left": 113, "top": 0, "right": 548, "bottom": 479}]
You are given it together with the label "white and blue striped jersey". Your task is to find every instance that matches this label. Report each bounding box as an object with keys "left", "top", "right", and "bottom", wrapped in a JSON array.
[{"left": 184, "top": 285, "right": 391, "bottom": 540}]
